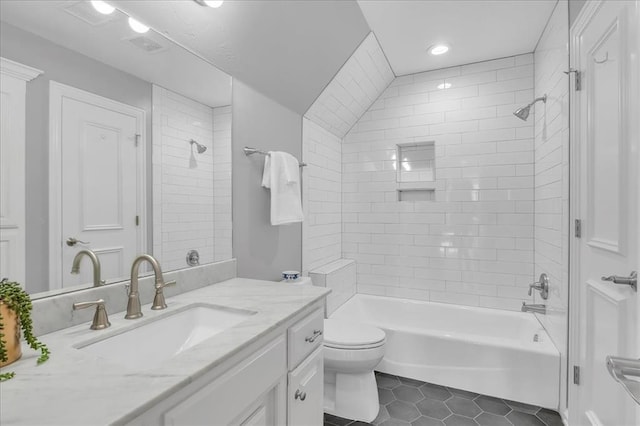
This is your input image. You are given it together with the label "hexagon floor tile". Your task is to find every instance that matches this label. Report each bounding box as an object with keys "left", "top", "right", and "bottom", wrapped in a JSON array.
[{"left": 323, "top": 372, "right": 563, "bottom": 426}]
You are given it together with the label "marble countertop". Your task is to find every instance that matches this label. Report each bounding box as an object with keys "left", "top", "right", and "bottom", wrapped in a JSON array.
[{"left": 0, "top": 278, "right": 330, "bottom": 425}]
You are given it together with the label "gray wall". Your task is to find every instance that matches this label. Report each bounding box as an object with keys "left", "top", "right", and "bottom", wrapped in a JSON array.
[
  {"left": 569, "top": 0, "right": 587, "bottom": 26},
  {"left": 0, "top": 23, "right": 152, "bottom": 293},
  {"left": 232, "top": 80, "right": 302, "bottom": 280}
]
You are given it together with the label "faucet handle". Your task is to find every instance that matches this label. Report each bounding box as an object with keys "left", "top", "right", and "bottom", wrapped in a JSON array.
[
  {"left": 151, "top": 280, "right": 176, "bottom": 311},
  {"left": 73, "top": 299, "right": 111, "bottom": 330}
]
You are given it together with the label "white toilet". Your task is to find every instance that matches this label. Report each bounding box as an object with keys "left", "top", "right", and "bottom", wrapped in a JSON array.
[
  {"left": 323, "top": 319, "right": 386, "bottom": 422},
  {"left": 283, "top": 275, "right": 386, "bottom": 422}
]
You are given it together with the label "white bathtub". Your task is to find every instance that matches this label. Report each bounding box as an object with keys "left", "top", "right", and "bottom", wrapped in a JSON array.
[{"left": 330, "top": 294, "right": 560, "bottom": 410}]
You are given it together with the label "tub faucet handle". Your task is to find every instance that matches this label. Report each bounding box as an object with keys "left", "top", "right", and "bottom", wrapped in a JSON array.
[{"left": 528, "top": 273, "right": 550, "bottom": 299}]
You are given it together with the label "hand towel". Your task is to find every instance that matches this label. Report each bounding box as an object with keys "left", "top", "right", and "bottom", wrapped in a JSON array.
[{"left": 261, "top": 151, "right": 304, "bottom": 225}]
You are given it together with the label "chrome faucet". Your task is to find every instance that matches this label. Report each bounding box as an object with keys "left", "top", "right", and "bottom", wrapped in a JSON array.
[
  {"left": 71, "top": 249, "right": 105, "bottom": 287},
  {"left": 125, "top": 254, "right": 175, "bottom": 319},
  {"left": 521, "top": 302, "right": 546, "bottom": 314}
]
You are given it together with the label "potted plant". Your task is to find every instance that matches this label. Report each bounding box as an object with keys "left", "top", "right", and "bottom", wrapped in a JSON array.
[{"left": 0, "top": 279, "right": 49, "bottom": 381}]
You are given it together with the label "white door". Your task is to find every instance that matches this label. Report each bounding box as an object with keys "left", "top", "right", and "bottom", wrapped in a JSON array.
[
  {"left": 572, "top": 1, "right": 640, "bottom": 425},
  {"left": 50, "top": 82, "right": 145, "bottom": 288},
  {"left": 0, "top": 58, "right": 42, "bottom": 287}
]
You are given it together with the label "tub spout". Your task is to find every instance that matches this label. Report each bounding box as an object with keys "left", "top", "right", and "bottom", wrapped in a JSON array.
[{"left": 521, "top": 302, "right": 546, "bottom": 314}]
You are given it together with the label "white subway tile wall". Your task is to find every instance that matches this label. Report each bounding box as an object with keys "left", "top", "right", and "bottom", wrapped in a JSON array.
[
  {"left": 534, "top": 0, "right": 569, "bottom": 413},
  {"left": 153, "top": 85, "right": 216, "bottom": 271},
  {"left": 302, "top": 118, "right": 342, "bottom": 274},
  {"left": 342, "top": 54, "right": 535, "bottom": 311},
  {"left": 305, "top": 32, "right": 395, "bottom": 139},
  {"left": 309, "top": 258, "right": 356, "bottom": 316},
  {"left": 302, "top": 32, "right": 393, "bottom": 275},
  {"left": 213, "top": 105, "right": 233, "bottom": 261}
]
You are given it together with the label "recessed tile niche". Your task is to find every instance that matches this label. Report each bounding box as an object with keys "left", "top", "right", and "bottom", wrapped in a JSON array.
[{"left": 396, "top": 141, "right": 436, "bottom": 201}]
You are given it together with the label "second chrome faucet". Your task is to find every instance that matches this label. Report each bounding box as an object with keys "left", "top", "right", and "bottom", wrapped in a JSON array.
[{"left": 125, "top": 254, "right": 175, "bottom": 319}]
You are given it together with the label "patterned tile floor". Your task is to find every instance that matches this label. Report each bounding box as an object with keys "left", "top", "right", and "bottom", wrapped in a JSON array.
[{"left": 324, "top": 372, "right": 564, "bottom": 426}]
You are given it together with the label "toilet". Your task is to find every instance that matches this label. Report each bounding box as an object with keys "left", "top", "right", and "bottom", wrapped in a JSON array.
[
  {"left": 323, "top": 319, "right": 386, "bottom": 422},
  {"left": 283, "top": 275, "right": 386, "bottom": 422}
]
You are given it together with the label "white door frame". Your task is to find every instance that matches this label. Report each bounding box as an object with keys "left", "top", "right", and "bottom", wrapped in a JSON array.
[
  {"left": 568, "top": 0, "right": 640, "bottom": 422},
  {"left": 48, "top": 81, "right": 146, "bottom": 289}
]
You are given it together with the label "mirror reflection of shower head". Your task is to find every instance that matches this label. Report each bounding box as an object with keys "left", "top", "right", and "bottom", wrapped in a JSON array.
[
  {"left": 513, "top": 94, "right": 547, "bottom": 121},
  {"left": 189, "top": 139, "right": 207, "bottom": 154}
]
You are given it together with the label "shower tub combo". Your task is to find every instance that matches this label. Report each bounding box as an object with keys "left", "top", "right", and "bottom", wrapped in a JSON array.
[{"left": 330, "top": 294, "right": 560, "bottom": 409}]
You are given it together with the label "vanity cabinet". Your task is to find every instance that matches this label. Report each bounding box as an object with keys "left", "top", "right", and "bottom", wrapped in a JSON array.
[
  {"left": 125, "top": 305, "right": 324, "bottom": 426},
  {"left": 288, "top": 347, "right": 323, "bottom": 426},
  {"left": 163, "top": 336, "right": 287, "bottom": 426}
]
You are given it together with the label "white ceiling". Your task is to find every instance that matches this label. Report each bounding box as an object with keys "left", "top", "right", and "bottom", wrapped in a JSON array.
[
  {"left": 112, "top": 0, "right": 371, "bottom": 115},
  {"left": 0, "top": 0, "right": 231, "bottom": 107},
  {"left": 357, "top": 0, "right": 558, "bottom": 76}
]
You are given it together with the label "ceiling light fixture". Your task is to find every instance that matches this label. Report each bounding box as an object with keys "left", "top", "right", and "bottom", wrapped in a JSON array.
[
  {"left": 193, "top": 0, "right": 225, "bottom": 7},
  {"left": 437, "top": 82, "right": 452, "bottom": 90},
  {"left": 90, "top": 0, "right": 115, "bottom": 15},
  {"left": 128, "top": 17, "right": 149, "bottom": 34},
  {"left": 429, "top": 44, "right": 450, "bottom": 56},
  {"left": 203, "top": 0, "right": 224, "bottom": 7}
]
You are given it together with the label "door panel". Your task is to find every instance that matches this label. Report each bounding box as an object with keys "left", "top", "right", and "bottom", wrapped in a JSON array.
[
  {"left": 573, "top": 1, "right": 639, "bottom": 425},
  {"left": 58, "top": 89, "right": 142, "bottom": 287},
  {"left": 0, "top": 72, "right": 27, "bottom": 284}
]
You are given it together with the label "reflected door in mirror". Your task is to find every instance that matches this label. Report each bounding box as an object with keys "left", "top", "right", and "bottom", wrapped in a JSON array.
[{"left": 51, "top": 83, "right": 146, "bottom": 289}]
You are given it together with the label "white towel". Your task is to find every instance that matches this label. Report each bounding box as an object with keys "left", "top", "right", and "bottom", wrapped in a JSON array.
[{"left": 261, "top": 151, "right": 304, "bottom": 225}]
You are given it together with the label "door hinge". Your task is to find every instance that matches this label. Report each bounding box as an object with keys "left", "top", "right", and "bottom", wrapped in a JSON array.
[
  {"left": 564, "top": 68, "right": 581, "bottom": 91},
  {"left": 575, "top": 219, "right": 582, "bottom": 238},
  {"left": 573, "top": 365, "right": 580, "bottom": 385},
  {"left": 135, "top": 215, "right": 139, "bottom": 226},
  {"left": 134, "top": 134, "right": 141, "bottom": 146}
]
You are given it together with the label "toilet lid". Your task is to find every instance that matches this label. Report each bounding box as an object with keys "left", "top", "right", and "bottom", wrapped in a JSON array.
[{"left": 323, "top": 319, "right": 385, "bottom": 349}]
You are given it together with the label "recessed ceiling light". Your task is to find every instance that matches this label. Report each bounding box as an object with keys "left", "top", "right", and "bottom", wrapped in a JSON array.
[
  {"left": 91, "top": 0, "right": 115, "bottom": 15},
  {"left": 203, "top": 0, "right": 224, "bottom": 7},
  {"left": 437, "top": 82, "right": 452, "bottom": 90},
  {"left": 429, "top": 44, "right": 450, "bottom": 56},
  {"left": 128, "top": 17, "right": 149, "bottom": 34}
]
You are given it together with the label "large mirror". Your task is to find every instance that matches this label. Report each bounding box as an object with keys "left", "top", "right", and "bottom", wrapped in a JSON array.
[{"left": 0, "top": 0, "right": 233, "bottom": 299}]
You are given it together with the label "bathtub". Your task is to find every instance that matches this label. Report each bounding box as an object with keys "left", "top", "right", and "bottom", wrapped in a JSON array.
[{"left": 330, "top": 294, "right": 560, "bottom": 409}]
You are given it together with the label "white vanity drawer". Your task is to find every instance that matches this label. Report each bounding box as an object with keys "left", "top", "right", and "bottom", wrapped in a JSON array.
[{"left": 288, "top": 308, "right": 324, "bottom": 369}]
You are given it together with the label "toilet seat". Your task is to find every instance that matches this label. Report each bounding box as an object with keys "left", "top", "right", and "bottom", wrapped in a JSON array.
[{"left": 323, "top": 319, "right": 386, "bottom": 350}]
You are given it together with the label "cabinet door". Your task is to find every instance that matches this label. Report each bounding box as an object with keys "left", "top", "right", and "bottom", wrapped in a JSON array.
[
  {"left": 234, "top": 377, "right": 286, "bottom": 426},
  {"left": 163, "top": 336, "right": 286, "bottom": 425},
  {"left": 288, "top": 347, "right": 323, "bottom": 426}
]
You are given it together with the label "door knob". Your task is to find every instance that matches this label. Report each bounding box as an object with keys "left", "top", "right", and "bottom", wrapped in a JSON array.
[
  {"left": 601, "top": 271, "right": 637, "bottom": 291},
  {"left": 606, "top": 355, "right": 640, "bottom": 404},
  {"left": 66, "top": 237, "right": 90, "bottom": 247}
]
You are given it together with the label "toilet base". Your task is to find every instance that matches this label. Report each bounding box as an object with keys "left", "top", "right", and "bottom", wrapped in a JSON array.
[{"left": 324, "top": 369, "right": 380, "bottom": 422}]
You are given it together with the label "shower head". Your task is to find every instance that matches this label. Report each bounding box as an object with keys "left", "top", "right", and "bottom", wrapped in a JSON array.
[
  {"left": 513, "top": 94, "right": 547, "bottom": 121},
  {"left": 513, "top": 105, "right": 531, "bottom": 121},
  {"left": 189, "top": 139, "right": 207, "bottom": 154}
]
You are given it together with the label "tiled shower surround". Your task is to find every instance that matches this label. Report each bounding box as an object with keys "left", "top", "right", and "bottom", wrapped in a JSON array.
[
  {"left": 342, "top": 54, "right": 536, "bottom": 311},
  {"left": 153, "top": 86, "right": 232, "bottom": 271},
  {"left": 533, "top": 0, "right": 570, "bottom": 413},
  {"left": 303, "top": 32, "right": 394, "bottom": 275}
]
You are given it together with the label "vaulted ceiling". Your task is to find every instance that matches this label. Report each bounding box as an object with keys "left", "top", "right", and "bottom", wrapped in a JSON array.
[
  {"left": 113, "top": 0, "right": 371, "bottom": 115},
  {"left": 358, "top": 0, "right": 557, "bottom": 76}
]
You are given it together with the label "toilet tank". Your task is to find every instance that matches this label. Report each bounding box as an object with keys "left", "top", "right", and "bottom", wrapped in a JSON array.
[{"left": 309, "top": 259, "right": 356, "bottom": 316}]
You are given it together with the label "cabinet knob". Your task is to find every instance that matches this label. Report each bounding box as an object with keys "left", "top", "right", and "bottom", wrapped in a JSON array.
[
  {"left": 294, "top": 389, "right": 307, "bottom": 401},
  {"left": 305, "top": 329, "right": 323, "bottom": 343}
]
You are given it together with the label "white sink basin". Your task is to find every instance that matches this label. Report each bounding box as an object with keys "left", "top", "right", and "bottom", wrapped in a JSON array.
[{"left": 78, "top": 304, "right": 255, "bottom": 370}]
